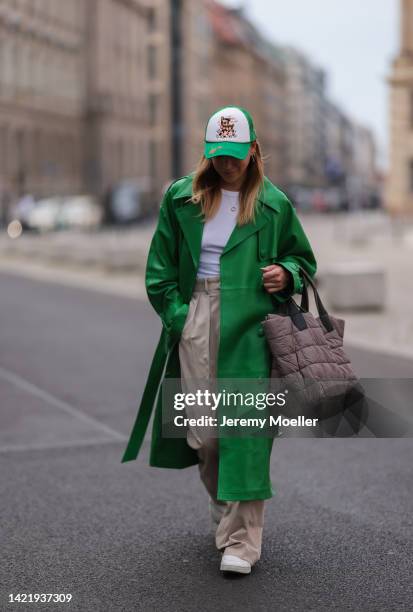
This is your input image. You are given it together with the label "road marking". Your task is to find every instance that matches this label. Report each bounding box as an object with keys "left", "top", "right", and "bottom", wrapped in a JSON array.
[
  {"left": 0, "top": 437, "right": 129, "bottom": 454},
  {"left": 0, "top": 365, "right": 126, "bottom": 441}
]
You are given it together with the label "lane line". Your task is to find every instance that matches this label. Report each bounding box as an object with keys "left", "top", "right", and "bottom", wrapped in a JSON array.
[
  {"left": 0, "top": 365, "right": 126, "bottom": 441},
  {"left": 0, "top": 437, "right": 129, "bottom": 455}
]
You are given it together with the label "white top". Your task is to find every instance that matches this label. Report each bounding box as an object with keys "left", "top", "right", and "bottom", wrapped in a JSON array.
[{"left": 196, "top": 189, "right": 239, "bottom": 278}]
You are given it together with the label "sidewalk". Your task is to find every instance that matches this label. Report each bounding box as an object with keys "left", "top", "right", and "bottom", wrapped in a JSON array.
[
  {"left": 1, "top": 210, "right": 413, "bottom": 360},
  {"left": 302, "top": 210, "right": 413, "bottom": 360}
]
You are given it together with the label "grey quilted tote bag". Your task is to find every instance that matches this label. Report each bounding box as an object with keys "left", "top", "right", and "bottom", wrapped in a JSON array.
[{"left": 262, "top": 267, "right": 366, "bottom": 423}]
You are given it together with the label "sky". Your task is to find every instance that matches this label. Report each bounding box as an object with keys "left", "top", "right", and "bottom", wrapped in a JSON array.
[{"left": 220, "top": 0, "right": 400, "bottom": 169}]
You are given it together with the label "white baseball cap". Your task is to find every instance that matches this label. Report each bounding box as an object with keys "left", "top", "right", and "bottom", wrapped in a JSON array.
[{"left": 204, "top": 106, "right": 257, "bottom": 160}]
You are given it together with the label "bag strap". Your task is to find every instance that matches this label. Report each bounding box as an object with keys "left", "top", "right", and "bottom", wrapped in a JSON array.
[{"left": 298, "top": 267, "right": 334, "bottom": 332}]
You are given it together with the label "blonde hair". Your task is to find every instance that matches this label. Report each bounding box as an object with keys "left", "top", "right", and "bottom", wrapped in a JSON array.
[{"left": 189, "top": 140, "right": 267, "bottom": 225}]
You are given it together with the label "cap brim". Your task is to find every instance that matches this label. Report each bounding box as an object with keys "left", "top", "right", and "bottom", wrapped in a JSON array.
[{"left": 204, "top": 141, "right": 251, "bottom": 160}]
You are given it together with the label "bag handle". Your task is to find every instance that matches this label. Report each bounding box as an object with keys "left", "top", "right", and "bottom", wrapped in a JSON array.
[
  {"left": 298, "top": 267, "right": 334, "bottom": 332},
  {"left": 276, "top": 268, "right": 334, "bottom": 333}
]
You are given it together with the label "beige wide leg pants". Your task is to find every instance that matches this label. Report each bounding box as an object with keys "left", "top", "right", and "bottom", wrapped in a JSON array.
[{"left": 178, "top": 275, "right": 265, "bottom": 566}]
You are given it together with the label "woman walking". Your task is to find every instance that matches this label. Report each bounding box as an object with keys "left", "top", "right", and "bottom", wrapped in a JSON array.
[{"left": 122, "top": 106, "right": 317, "bottom": 575}]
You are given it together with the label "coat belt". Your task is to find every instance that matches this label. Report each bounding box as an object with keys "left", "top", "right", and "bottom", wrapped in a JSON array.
[{"left": 121, "top": 328, "right": 170, "bottom": 462}]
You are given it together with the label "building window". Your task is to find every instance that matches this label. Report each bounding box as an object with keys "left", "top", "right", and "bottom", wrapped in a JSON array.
[
  {"left": 147, "top": 45, "right": 156, "bottom": 79},
  {"left": 148, "top": 7, "right": 156, "bottom": 32},
  {"left": 408, "top": 159, "right": 413, "bottom": 192},
  {"left": 410, "top": 90, "right": 413, "bottom": 129},
  {"left": 148, "top": 93, "right": 157, "bottom": 126},
  {"left": 149, "top": 140, "right": 156, "bottom": 180}
]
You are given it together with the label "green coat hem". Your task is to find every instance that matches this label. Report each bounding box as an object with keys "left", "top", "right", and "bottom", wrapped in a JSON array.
[{"left": 216, "top": 486, "right": 275, "bottom": 501}]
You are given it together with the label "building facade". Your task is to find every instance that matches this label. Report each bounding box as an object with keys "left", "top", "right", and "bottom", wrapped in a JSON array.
[
  {"left": 0, "top": 0, "right": 171, "bottom": 220},
  {"left": 84, "top": 0, "right": 153, "bottom": 199},
  {"left": 350, "top": 122, "right": 378, "bottom": 209},
  {"left": 0, "top": 0, "right": 86, "bottom": 219},
  {"left": 0, "top": 0, "right": 380, "bottom": 221},
  {"left": 387, "top": 0, "right": 413, "bottom": 214},
  {"left": 178, "top": 0, "right": 212, "bottom": 176},
  {"left": 282, "top": 46, "right": 327, "bottom": 190}
]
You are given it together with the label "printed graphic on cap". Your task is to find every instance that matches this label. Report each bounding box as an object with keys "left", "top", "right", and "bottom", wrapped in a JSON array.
[
  {"left": 205, "top": 106, "right": 251, "bottom": 143},
  {"left": 216, "top": 116, "right": 238, "bottom": 139}
]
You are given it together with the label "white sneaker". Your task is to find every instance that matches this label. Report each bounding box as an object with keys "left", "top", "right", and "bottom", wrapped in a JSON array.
[
  {"left": 209, "top": 497, "right": 227, "bottom": 530},
  {"left": 220, "top": 554, "right": 251, "bottom": 574}
]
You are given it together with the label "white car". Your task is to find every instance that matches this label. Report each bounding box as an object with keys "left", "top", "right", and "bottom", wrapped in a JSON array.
[
  {"left": 27, "top": 198, "right": 63, "bottom": 231},
  {"left": 27, "top": 195, "right": 103, "bottom": 231},
  {"left": 58, "top": 196, "right": 103, "bottom": 229}
]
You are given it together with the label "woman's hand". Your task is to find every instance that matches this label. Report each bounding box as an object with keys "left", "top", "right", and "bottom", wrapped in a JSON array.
[{"left": 260, "top": 264, "right": 291, "bottom": 294}]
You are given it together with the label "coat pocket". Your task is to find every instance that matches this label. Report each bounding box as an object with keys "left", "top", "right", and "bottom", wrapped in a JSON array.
[{"left": 180, "top": 292, "right": 201, "bottom": 341}]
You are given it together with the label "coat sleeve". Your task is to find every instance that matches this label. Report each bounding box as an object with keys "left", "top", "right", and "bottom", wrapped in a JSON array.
[
  {"left": 271, "top": 197, "right": 317, "bottom": 304},
  {"left": 145, "top": 185, "right": 189, "bottom": 350}
]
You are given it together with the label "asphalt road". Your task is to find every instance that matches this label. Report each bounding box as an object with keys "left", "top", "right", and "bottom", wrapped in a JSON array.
[{"left": 1, "top": 271, "right": 412, "bottom": 612}]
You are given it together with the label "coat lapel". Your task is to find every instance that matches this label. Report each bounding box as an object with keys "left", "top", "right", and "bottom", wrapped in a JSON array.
[
  {"left": 222, "top": 205, "right": 268, "bottom": 256},
  {"left": 172, "top": 175, "right": 281, "bottom": 269}
]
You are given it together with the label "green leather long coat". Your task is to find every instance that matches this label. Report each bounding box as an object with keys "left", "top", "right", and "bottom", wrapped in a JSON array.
[{"left": 121, "top": 173, "right": 317, "bottom": 501}]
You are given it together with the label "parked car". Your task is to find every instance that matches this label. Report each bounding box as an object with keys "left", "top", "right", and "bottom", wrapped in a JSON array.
[
  {"left": 27, "top": 197, "right": 64, "bottom": 232},
  {"left": 58, "top": 195, "right": 102, "bottom": 230},
  {"left": 27, "top": 194, "right": 102, "bottom": 232}
]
